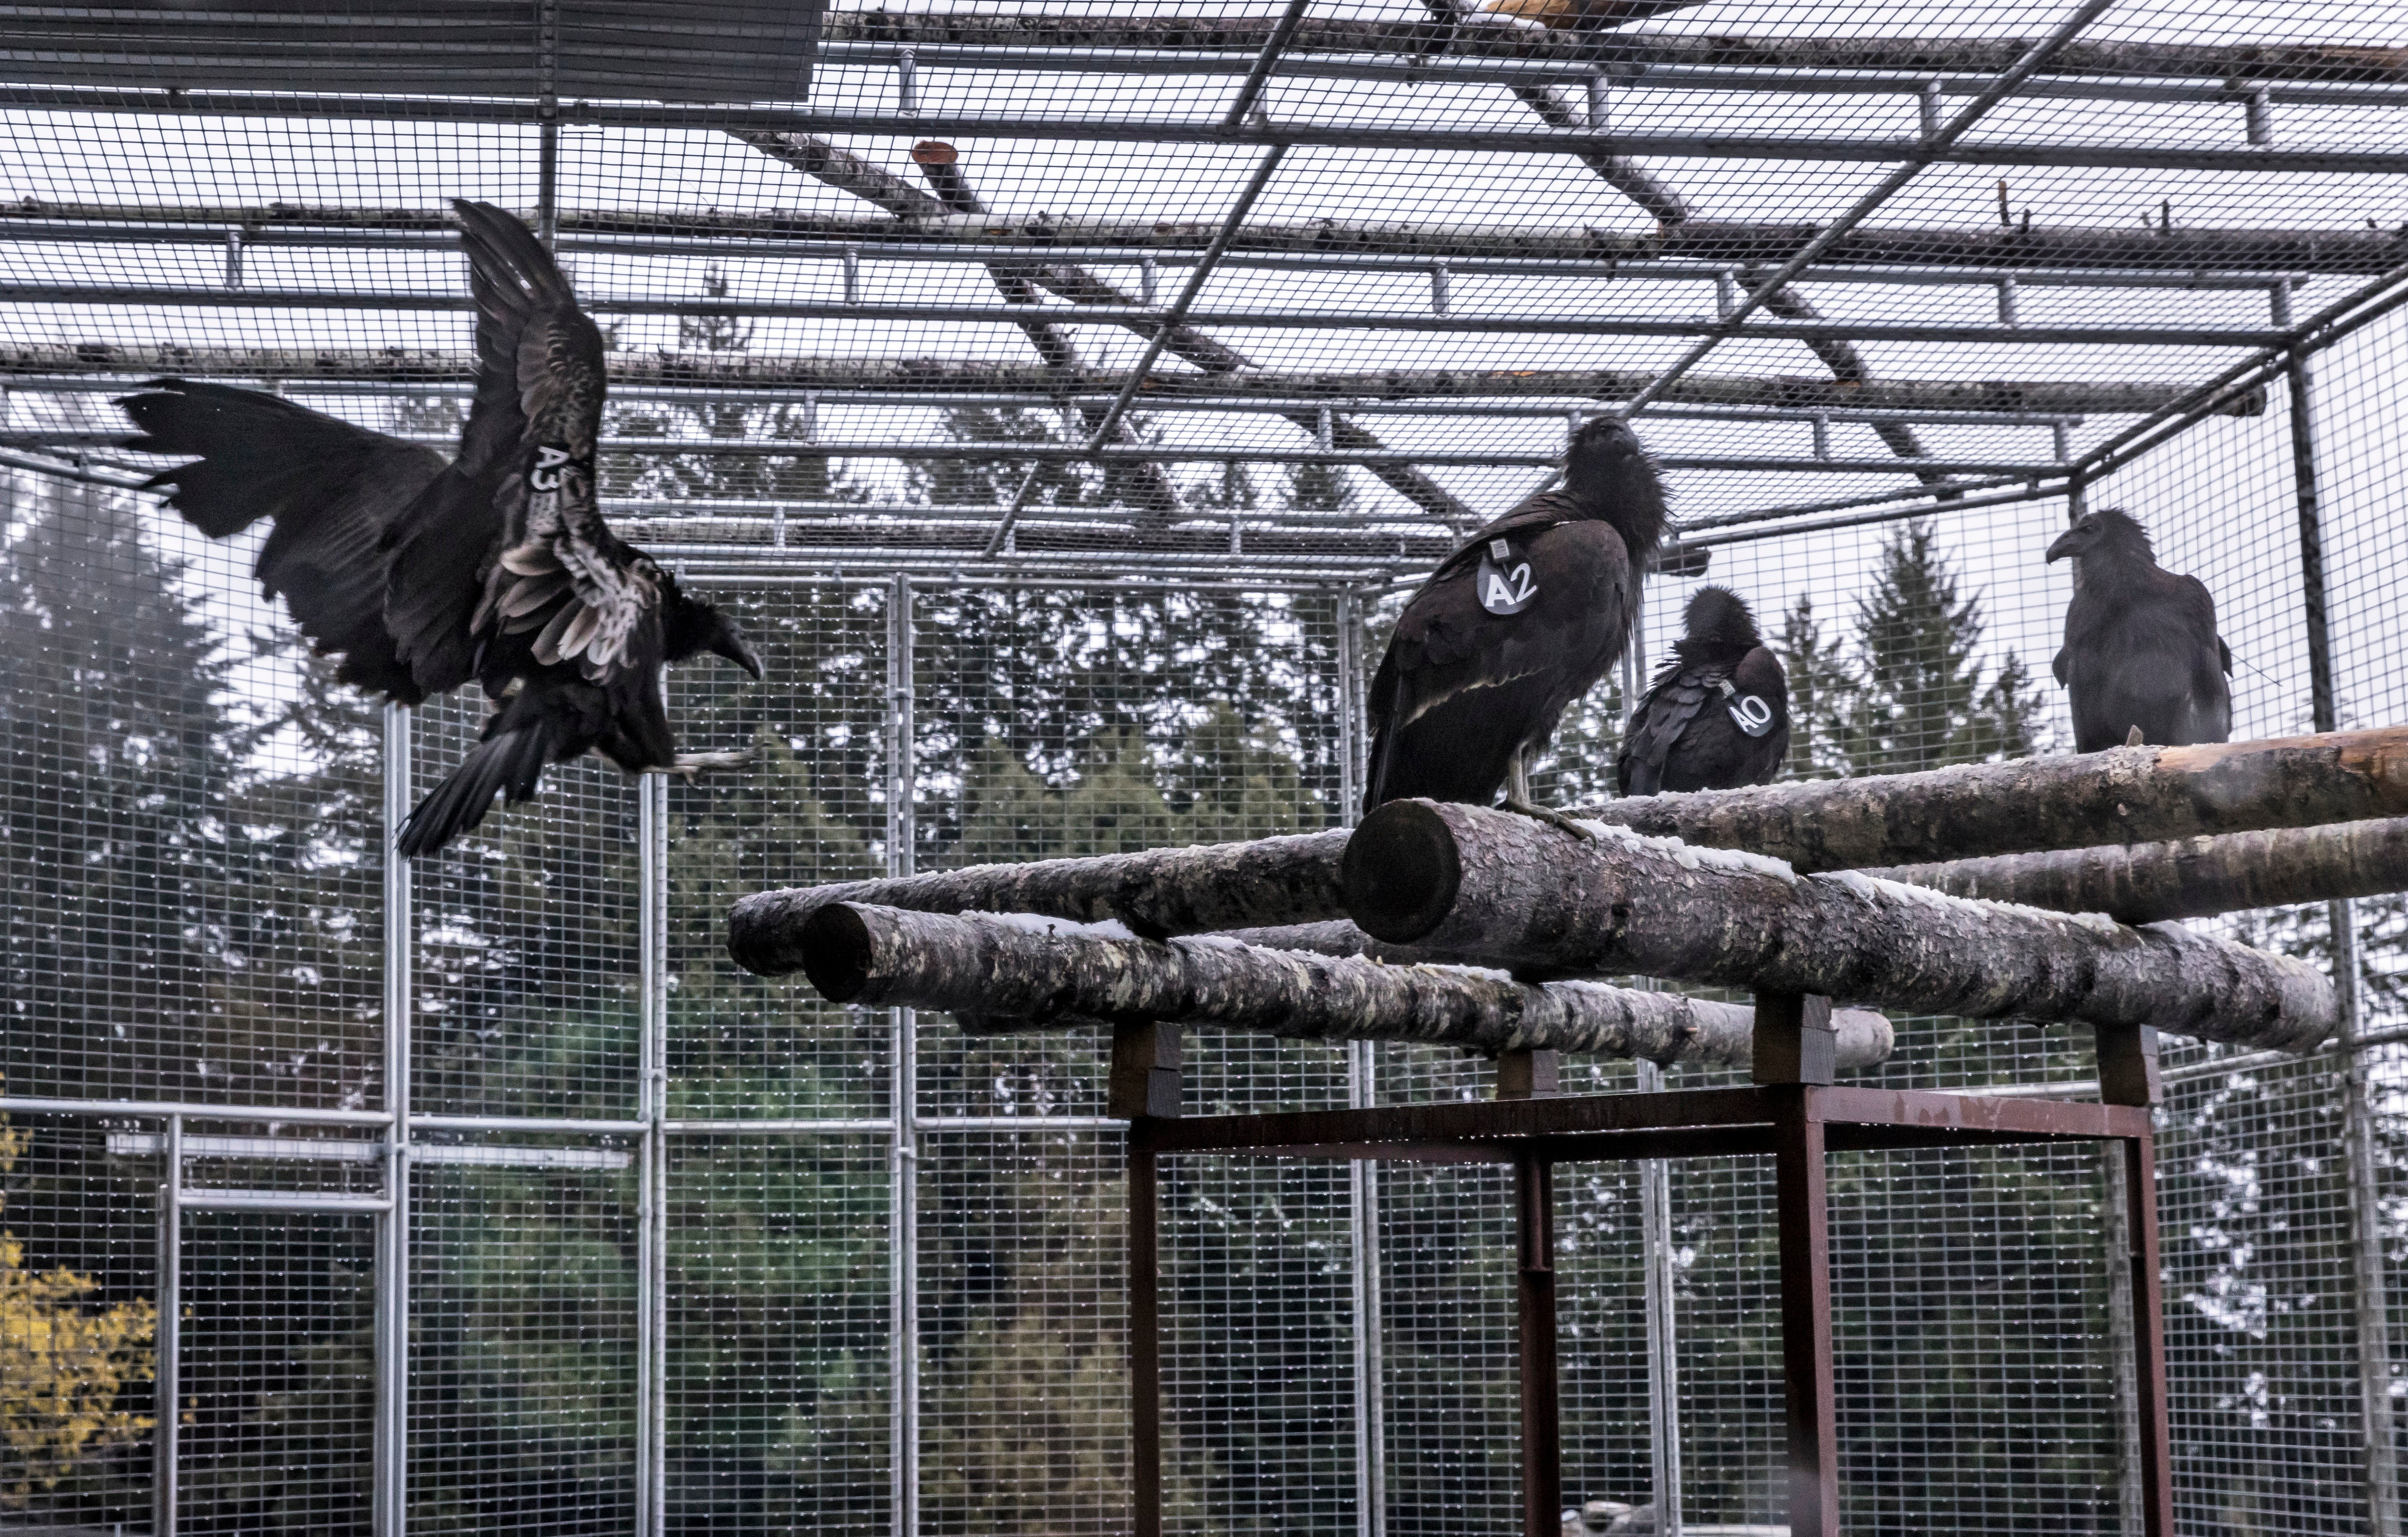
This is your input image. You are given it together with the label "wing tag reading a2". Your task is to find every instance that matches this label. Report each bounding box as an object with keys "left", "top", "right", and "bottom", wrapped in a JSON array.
[
  {"left": 1718, "top": 678, "right": 1777, "bottom": 737},
  {"left": 1475, "top": 537, "right": 1539, "bottom": 616}
]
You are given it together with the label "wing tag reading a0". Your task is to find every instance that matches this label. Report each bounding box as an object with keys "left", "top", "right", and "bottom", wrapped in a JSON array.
[
  {"left": 1476, "top": 537, "right": 1539, "bottom": 616},
  {"left": 1721, "top": 682, "right": 1777, "bottom": 737}
]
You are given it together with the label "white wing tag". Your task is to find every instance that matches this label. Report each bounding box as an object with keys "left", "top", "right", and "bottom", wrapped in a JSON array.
[
  {"left": 1719, "top": 678, "right": 1777, "bottom": 737},
  {"left": 1475, "top": 537, "right": 1539, "bottom": 616}
]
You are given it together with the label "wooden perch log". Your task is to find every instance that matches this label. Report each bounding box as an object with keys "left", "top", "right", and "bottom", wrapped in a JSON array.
[
  {"left": 796, "top": 902, "right": 1894, "bottom": 1069},
  {"left": 1585, "top": 728, "right": 2408, "bottom": 873},
  {"left": 1866, "top": 816, "right": 2408, "bottom": 924},
  {"left": 1343, "top": 801, "right": 2334, "bottom": 1051},
  {"left": 2, "top": 344, "right": 2248, "bottom": 416},
  {"left": 728, "top": 830, "right": 1351, "bottom": 975},
  {"left": 13, "top": 202, "right": 2402, "bottom": 278}
]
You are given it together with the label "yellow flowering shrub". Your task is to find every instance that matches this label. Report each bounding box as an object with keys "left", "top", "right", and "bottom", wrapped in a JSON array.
[{"left": 0, "top": 1104, "right": 157, "bottom": 1507}]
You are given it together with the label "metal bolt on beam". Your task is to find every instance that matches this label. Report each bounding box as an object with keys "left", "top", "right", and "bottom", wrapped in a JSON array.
[
  {"left": 1812, "top": 413, "right": 1831, "bottom": 461},
  {"left": 1716, "top": 270, "right": 1738, "bottom": 320},
  {"left": 1999, "top": 274, "right": 2021, "bottom": 327},
  {"left": 1430, "top": 262, "right": 1451, "bottom": 316},
  {"left": 843, "top": 245, "right": 861, "bottom": 304},
  {"left": 1317, "top": 404, "right": 1334, "bottom": 451},
  {"left": 2247, "top": 89, "right": 2274, "bottom": 146},
  {"left": 2054, "top": 421, "right": 2073, "bottom": 463},
  {"left": 1140, "top": 255, "right": 1160, "bottom": 306},
  {"left": 1587, "top": 74, "right": 1609, "bottom": 130},
  {"left": 224, "top": 228, "right": 243, "bottom": 290},
  {"left": 897, "top": 47, "right": 919, "bottom": 114},
  {"left": 2272, "top": 277, "right": 2295, "bottom": 326},
  {"left": 1920, "top": 81, "right": 1944, "bottom": 141}
]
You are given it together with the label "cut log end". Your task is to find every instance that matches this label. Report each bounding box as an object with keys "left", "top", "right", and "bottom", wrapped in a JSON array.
[
  {"left": 1345, "top": 799, "right": 1465, "bottom": 942},
  {"left": 798, "top": 904, "right": 875, "bottom": 1004}
]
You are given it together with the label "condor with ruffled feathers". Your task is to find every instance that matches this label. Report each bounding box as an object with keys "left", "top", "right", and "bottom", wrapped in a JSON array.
[
  {"left": 1615, "top": 585, "right": 1790, "bottom": 796},
  {"left": 2046, "top": 507, "right": 2231, "bottom": 753},
  {"left": 1364, "top": 416, "right": 1667, "bottom": 835},
  {"left": 119, "top": 199, "right": 761, "bottom": 857}
]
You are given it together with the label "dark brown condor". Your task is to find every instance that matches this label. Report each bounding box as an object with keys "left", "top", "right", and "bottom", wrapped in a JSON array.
[
  {"left": 118, "top": 199, "right": 761, "bottom": 858},
  {"left": 1615, "top": 585, "right": 1790, "bottom": 796},
  {"left": 2045, "top": 508, "right": 2232, "bottom": 753},
  {"left": 1363, "top": 415, "right": 1668, "bottom": 835}
]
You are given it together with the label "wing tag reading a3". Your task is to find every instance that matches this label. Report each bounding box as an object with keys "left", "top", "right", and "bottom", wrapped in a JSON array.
[
  {"left": 1475, "top": 537, "right": 1539, "bottom": 616},
  {"left": 1718, "top": 678, "right": 1776, "bottom": 737},
  {"left": 530, "top": 444, "right": 574, "bottom": 492}
]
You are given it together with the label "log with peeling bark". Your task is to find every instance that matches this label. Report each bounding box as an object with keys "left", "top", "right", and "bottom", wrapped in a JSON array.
[
  {"left": 727, "top": 830, "right": 1352, "bottom": 975},
  {"left": 1863, "top": 816, "right": 2408, "bottom": 924},
  {"left": 1585, "top": 728, "right": 2408, "bottom": 874},
  {"left": 4, "top": 343, "right": 2249, "bottom": 417},
  {"left": 13, "top": 202, "right": 2401, "bottom": 279},
  {"left": 1343, "top": 800, "right": 2335, "bottom": 1051},
  {"left": 795, "top": 902, "right": 1894, "bottom": 1069}
]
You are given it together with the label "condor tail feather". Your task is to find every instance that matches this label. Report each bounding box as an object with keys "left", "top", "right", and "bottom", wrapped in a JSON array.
[{"left": 395, "top": 721, "right": 556, "bottom": 858}]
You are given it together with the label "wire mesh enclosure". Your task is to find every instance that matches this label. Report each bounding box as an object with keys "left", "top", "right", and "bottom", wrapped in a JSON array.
[{"left": 0, "top": 0, "right": 2401, "bottom": 1533}]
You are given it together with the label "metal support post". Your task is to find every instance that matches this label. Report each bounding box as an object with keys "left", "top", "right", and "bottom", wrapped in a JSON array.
[
  {"left": 1516, "top": 1150, "right": 1561, "bottom": 1537},
  {"left": 1347, "top": 1041, "right": 1385, "bottom": 1537},
  {"left": 376, "top": 702, "right": 413, "bottom": 1537},
  {"left": 1637, "top": 1060, "right": 1682, "bottom": 1537},
  {"left": 636, "top": 770, "right": 669, "bottom": 1537},
  {"left": 535, "top": 0, "right": 560, "bottom": 246},
  {"left": 1771, "top": 1088, "right": 1837, "bottom": 1537},
  {"left": 155, "top": 1113, "right": 182, "bottom": 1537},
  {"left": 2287, "top": 344, "right": 2399, "bottom": 1535},
  {"left": 2100, "top": 1147, "right": 2146, "bottom": 1535},
  {"left": 2119, "top": 1133, "right": 2175, "bottom": 1537},
  {"left": 886, "top": 576, "right": 921, "bottom": 1537},
  {"left": 1129, "top": 1133, "right": 1163, "bottom": 1537},
  {"left": 1338, "top": 586, "right": 1383, "bottom": 1537}
]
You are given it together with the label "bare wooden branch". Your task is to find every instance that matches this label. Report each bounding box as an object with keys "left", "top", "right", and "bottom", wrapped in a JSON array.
[
  {"left": 1343, "top": 800, "right": 2335, "bottom": 1051},
  {"left": 808, "top": 17, "right": 2408, "bottom": 85},
  {"left": 1865, "top": 816, "right": 2408, "bottom": 924},
  {"left": 728, "top": 830, "right": 1351, "bottom": 976},
  {"left": 4, "top": 343, "right": 2253, "bottom": 417},
  {"left": 797, "top": 902, "right": 1894, "bottom": 1068},
  {"left": 12, "top": 201, "right": 2400, "bottom": 277},
  {"left": 1585, "top": 728, "right": 2408, "bottom": 874}
]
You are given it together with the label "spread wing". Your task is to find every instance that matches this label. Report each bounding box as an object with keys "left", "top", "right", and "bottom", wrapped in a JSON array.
[
  {"left": 118, "top": 379, "right": 450, "bottom": 703},
  {"left": 445, "top": 198, "right": 659, "bottom": 686}
]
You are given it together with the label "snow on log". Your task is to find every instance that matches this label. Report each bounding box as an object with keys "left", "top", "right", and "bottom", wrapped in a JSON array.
[
  {"left": 727, "top": 830, "right": 1351, "bottom": 975},
  {"left": 794, "top": 902, "right": 1894, "bottom": 1070},
  {"left": 1583, "top": 727, "right": 2408, "bottom": 874},
  {"left": 1864, "top": 816, "right": 2408, "bottom": 923},
  {"left": 1343, "top": 800, "right": 2334, "bottom": 1051}
]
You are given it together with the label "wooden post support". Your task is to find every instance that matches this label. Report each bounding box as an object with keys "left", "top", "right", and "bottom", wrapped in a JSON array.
[
  {"left": 1753, "top": 993, "right": 1838, "bottom": 1086},
  {"left": 1111, "top": 1021, "right": 1184, "bottom": 1120},
  {"left": 1497, "top": 1048, "right": 1561, "bottom": 1100},
  {"left": 1516, "top": 1149, "right": 1561, "bottom": 1537},
  {"left": 1773, "top": 1089, "right": 1839, "bottom": 1537},
  {"left": 2094, "top": 1022, "right": 2164, "bottom": 1107}
]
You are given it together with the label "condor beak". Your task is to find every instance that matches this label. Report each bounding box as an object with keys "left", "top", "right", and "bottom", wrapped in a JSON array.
[
  {"left": 711, "top": 625, "right": 765, "bottom": 680},
  {"left": 2044, "top": 529, "right": 2081, "bottom": 563}
]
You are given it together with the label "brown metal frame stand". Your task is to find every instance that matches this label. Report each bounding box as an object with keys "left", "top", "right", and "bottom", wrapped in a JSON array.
[{"left": 1117, "top": 1000, "right": 2174, "bottom": 1537}]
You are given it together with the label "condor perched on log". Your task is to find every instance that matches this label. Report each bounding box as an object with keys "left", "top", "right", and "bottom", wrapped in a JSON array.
[
  {"left": 2045, "top": 509, "right": 2231, "bottom": 753},
  {"left": 119, "top": 200, "right": 761, "bottom": 857},
  {"left": 1615, "top": 585, "right": 1789, "bottom": 796},
  {"left": 1364, "top": 416, "right": 1667, "bottom": 834}
]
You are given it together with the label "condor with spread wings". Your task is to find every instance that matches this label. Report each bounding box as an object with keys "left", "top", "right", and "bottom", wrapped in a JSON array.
[
  {"left": 1363, "top": 416, "right": 1667, "bottom": 833},
  {"left": 119, "top": 199, "right": 761, "bottom": 857}
]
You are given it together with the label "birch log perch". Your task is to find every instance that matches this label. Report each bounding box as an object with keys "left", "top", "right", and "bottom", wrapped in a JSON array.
[
  {"left": 796, "top": 902, "right": 1893, "bottom": 1069},
  {"left": 1862, "top": 816, "right": 2408, "bottom": 923},
  {"left": 1583, "top": 728, "right": 2408, "bottom": 873},
  {"left": 1343, "top": 800, "right": 2334, "bottom": 1051},
  {"left": 5, "top": 343, "right": 2243, "bottom": 416},
  {"left": 727, "top": 830, "right": 1351, "bottom": 974}
]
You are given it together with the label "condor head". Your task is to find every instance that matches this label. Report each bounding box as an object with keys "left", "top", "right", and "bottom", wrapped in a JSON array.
[{"left": 662, "top": 583, "right": 765, "bottom": 680}]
